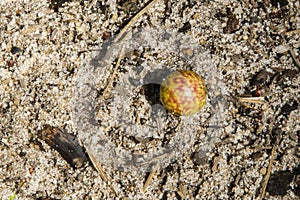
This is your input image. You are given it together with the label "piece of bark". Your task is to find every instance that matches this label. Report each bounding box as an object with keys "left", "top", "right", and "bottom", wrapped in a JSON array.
[{"left": 39, "top": 125, "right": 88, "bottom": 168}]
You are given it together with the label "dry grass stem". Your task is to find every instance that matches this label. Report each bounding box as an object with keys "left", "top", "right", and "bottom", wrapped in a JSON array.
[
  {"left": 142, "top": 163, "right": 159, "bottom": 193},
  {"left": 285, "top": 29, "right": 300, "bottom": 35},
  {"left": 259, "top": 122, "right": 277, "bottom": 199},
  {"left": 102, "top": 43, "right": 127, "bottom": 98},
  {"left": 113, "top": 0, "right": 160, "bottom": 43},
  {"left": 102, "top": 0, "right": 160, "bottom": 98},
  {"left": 86, "top": 148, "right": 117, "bottom": 195},
  {"left": 237, "top": 97, "right": 265, "bottom": 104},
  {"left": 289, "top": 49, "right": 300, "bottom": 70},
  {"left": 86, "top": 148, "right": 108, "bottom": 182}
]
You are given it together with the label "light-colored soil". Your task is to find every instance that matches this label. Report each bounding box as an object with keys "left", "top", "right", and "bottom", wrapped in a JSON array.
[{"left": 0, "top": 0, "right": 299, "bottom": 199}]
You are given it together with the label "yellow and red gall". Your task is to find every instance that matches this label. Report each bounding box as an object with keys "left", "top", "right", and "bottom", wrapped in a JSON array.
[{"left": 160, "top": 70, "right": 207, "bottom": 116}]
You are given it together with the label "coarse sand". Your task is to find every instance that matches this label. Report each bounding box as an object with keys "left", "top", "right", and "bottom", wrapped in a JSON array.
[{"left": 0, "top": 0, "right": 299, "bottom": 199}]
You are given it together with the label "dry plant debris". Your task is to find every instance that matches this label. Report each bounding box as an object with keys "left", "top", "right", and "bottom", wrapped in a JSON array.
[{"left": 0, "top": 0, "right": 299, "bottom": 199}]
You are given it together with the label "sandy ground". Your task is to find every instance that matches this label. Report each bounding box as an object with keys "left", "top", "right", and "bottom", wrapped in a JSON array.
[{"left": 0, "top": 0, "right": 299, "bottom": 199}]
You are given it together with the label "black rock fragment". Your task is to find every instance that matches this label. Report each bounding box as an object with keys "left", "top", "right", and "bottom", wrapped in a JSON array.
[{"left": 49, "top": 0, "right": 71, "bottom": 12}]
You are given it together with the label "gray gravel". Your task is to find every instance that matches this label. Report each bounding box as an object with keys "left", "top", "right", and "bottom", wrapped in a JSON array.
[{"left": 0, "top": 0, "right": 299, "bottom": 199}]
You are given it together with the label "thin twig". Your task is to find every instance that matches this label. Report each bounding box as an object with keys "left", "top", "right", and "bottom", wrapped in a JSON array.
[
  {"left": 285, "top": 29, "right": 300, "bottom": 35},
  {"left": 237, "top": 97, "right": 265, "bottom": 104},
  {"left": 102, "top": 0, "right": 160, "bottom": 98},
  {"left": 86, "top": 148, "right": 108, "bottom": 181},
  {"left": 114, "top": 0, "right": 160, "bottom": 43},
  {"left": 79, "top": 0, "right": 160, "bottom": 54},
  {"left": 259, "top": 121, "right": 278, "bottom": 199},
  {"left": 102, "top": 42, "right": 127, "bottom": 98},
  {"left": 289, "top": 49, "right": 300, "bottom": 70},
  {"left": 259, "top": 142, "right": 277, "bottom": 199},
  {"left": 142, "top": 163, "right": 159, "bottom": 193},
  {"left": 86, "top": 148, "right": 117, "bottom": 195}
]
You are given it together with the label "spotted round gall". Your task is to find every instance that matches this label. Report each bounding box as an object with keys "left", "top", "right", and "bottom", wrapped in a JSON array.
[{"left": 160, "top": 70, "right": 207, "bottom": 116}]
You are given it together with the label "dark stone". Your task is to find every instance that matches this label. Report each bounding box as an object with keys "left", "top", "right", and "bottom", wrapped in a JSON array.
[
  {"left": 266, "top": 170, "right": 294, "bottom": 195},
  {"left": 178, "top": 22, "right": 191, "bottom": 33},
  {"left": 271, "top": 0, "right": 289, "bottom": 7},
  {"left": 11, "top": 46, "right": 23, "bottom": 54}
]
